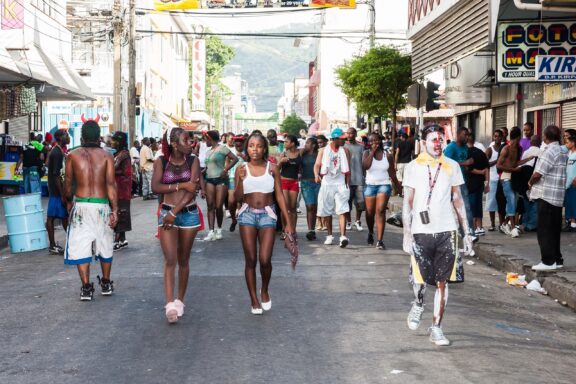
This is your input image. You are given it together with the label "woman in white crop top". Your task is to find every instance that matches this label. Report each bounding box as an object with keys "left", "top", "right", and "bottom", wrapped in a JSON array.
[
  {"left": 234, "top": 133, "right": 293, "bottom": 315},
  {"left": 362, "top": 133, "right": 401, "bottom": 250}
]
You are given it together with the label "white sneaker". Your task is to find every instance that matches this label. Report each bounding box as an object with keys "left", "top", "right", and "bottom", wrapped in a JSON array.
[
  {"left": 531, "top": 262, "right": 557, "bottom": 271},
  {"left": 475, "top": 227, "right": 486, "bottom": 236},
  {"left": 500, "top": 223, "right": 511, "bottom": 235},
  {"left": 429, "top": 326, "right": 450, "bottom": 346},
  {"left": 225, "top": 210, "right": 231, "bottom": 218},
  {"left": 204, "top": 230, "right": 216, "bottom": 241},
  {"left": 339, "top": 236, "right": 349, "bottom": 248},
  {"left": 510, "top": 228, "right": 520, "bottom": 238},
  {"left": 215, "top": 228, "right": 223, "bottom": 240},
  {"left": 354, "top": 221, "right": 363, "bottom": 231},
  {"left": 407, "top": 303, "right": 424, "bottom": 331},
  {"left": 324, "top": 235, "right": 334, "bottom": 245},
  {"left": 345, "top": 222, "right": 352, "bottom": 231}
]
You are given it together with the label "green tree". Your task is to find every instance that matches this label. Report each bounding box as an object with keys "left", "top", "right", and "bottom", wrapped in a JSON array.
[
  {"left": 335, "top": 46, "right": 412, "bottom": 141},
  {"left": 280, "top": 114, "right": 308, "bottom": 136},
  {"left": 189, "top": 32, "right": 235, "bottom": 130}
]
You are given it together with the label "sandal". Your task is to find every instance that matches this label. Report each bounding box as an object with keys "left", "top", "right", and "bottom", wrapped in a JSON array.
[{"left": 165, "top": 302, "right": 179, "bottom": 324}]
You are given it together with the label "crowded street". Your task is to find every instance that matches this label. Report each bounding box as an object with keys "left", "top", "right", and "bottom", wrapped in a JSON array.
[
  {"left": 2, "top": 1, "right": 576, "bottom": 383},
  {"left": 0, "top": 198, "right": 575, "bottom": 384}
]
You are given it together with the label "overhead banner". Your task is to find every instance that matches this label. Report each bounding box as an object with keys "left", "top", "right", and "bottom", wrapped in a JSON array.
[
  {"left": 536, "top": 55, "right": 576, "bottom": 81},
  {"left": 497, "top": 20, "right": 576, "bottom": 83},
  {"left": 191, "top": 39, "right": 206, "bottom": 111},
  {"left": 1, "top": 0, "right": 24, "bottom": 30},
  {"left": 154, "top": 0, "right": 355, "bottom": 11}
]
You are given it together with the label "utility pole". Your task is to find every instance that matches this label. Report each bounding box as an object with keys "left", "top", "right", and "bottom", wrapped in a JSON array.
[
  {"left": 368, "top": 0, "right": 376, "bottom": 48},
  {"left": 127, "top": 0, "right": 136, "bottom": 141},
  {"left": 112, "top": 0, "right": 122, "bottom": 133}
]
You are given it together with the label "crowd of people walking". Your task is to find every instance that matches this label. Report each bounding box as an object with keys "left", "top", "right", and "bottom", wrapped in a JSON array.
[{"left": 22, "top": 118, "right": 575, "bottom": 347}]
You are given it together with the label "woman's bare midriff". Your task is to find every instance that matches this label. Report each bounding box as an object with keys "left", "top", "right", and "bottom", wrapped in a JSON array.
[
  {"left": 243, "top": 192, "right": 274, "bottom": 209},
  {"left": 163, "top": 189, "right": 193, "bottom": 206}
]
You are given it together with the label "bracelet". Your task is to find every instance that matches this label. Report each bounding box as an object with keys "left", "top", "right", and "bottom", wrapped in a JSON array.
[
  {"left": 176, "top": 183, "right": 179, "bottom": 192},
  {"left": 168, "top": 210, "right": 176, "bottom": 218},
  {"left": 169, "top": 184, "right": 172, "bottom": 190}
]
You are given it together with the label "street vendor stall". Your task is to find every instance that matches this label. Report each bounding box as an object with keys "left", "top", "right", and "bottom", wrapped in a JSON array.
[{"left": 0, "top": 134, "right": 48, "bottom": 195}]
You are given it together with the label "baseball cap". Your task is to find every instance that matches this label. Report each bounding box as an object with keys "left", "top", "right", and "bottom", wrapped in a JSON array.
[{"left": 330, "top": 128, "right": 346, "bottom": 140}]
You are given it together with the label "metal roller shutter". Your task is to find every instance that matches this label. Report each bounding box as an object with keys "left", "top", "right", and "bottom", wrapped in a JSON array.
[
  {"left": 493, "top": 106, "right": 507, "bottom": 131},
  {"left": 411, "top": 0, "right": 490, "bottom": 78},
  {"left": 542, "top": 108, "right": 558, "bottom": 129},
  {"left": 562, "top": 101, "right": 576, "bottom": 131}
]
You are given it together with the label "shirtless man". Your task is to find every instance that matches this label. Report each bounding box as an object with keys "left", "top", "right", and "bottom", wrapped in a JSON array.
[
  {"left": 496, "top": 126, "right": 523, "bottom": 238},
  {"left": 64, "top": 121, "right": 118, "bottom": 301}
]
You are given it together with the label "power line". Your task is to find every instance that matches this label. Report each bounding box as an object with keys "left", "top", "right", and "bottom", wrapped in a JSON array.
[{"left": 135, "top": 29, "right": 407, "bottom": 40}]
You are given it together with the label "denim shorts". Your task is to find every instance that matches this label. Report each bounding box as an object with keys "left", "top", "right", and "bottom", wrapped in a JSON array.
[
  {"left": 158, "top": 205, "right": 201, "bottom": 229},
  {"left": 501, "top": 179, "right": 517, "bottom": 217},
  {"left": 237, "top": 204, "right": 277, "bottom": 229},
  {"left": 205, "top": 177, "right": 228, "bottom": 186},
  {"left": 364, "top": 184, "right": 392, "bottom": 197},
  {"left": 301, "top": 180, "right": 320, "bottom": 206}
]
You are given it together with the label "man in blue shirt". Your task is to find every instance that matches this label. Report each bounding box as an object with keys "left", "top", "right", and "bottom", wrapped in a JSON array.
[{"left": 444, "top": 127, "right": 475, "bottom": 237}]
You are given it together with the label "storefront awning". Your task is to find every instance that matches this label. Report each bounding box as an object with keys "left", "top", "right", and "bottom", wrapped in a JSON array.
[
  {"left": 0, "top": 44, "right": 94, "bottom": 101},
  {"left": 186, "top": 111, "right": 211, "bottom": 123},
  {"left": 155, "top": 110, "right": 178, "bottom": 129}
]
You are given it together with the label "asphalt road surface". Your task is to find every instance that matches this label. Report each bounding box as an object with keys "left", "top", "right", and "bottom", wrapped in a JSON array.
[{"left": 0, "top": 199, "right": 574, "bottom": 384}]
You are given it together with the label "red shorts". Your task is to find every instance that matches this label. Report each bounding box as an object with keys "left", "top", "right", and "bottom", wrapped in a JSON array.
[{"left": 281, "top": 178, "right": 299, "bottom": 192}]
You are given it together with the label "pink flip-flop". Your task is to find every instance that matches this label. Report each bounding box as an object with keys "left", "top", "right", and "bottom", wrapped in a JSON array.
[{"left": 165, "top": 302, "right": 179, "bottom": 324}]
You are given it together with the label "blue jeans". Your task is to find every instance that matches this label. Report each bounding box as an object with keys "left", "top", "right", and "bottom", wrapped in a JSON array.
[
  {"left": 501, "top": 179, "right": 517, "bottom": 217},
  {"left": 521, "top": 196, "right": 537, "bottom": 231},
  {"left": 23, "top": 167, "right": 41, "bottom": 194}
]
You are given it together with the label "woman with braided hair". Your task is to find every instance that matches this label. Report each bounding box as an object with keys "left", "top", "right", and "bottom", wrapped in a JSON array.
[{"left": 151, "top": 127, "right": 202, "bottom": 324}]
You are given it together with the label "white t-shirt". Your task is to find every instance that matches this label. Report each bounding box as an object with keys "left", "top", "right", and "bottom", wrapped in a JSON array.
[
  {"left": 129, "top": 147, "right": 140, "bottom": 161},
  {"left": 403, "top": 157, "right": 464, "bottom": 235},
  {"left": 521, "top": 146, "right": 540, "bottom": 168}
]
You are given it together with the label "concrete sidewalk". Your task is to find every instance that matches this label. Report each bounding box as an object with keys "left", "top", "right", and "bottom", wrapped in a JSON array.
[{"left": 387, "top": 196, "right": 576, "bottom": 311}]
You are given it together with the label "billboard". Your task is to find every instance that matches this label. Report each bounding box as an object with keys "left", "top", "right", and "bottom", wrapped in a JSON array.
[
  {"left": 1, "top": 0, "right": 24, "bottom": 30},
  {"left": 191, "top": 39, "right": 206, "bottom": 111},
  {"left": 154, "top": 0, "right": 355, "bottom": 11},
  {"left": 497, "top": 20, "right": 576, "bottom": 83},
  {"left": 536, "top": 55, "right": 576, "bottom": 81}
]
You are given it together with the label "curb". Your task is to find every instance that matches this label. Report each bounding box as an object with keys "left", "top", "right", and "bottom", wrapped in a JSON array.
[
  {"left": 474, "top": 246, "right": 576, "bottom": 311},
  {"left": 388, "top": 199, "right": 576, "bottom": 311}
]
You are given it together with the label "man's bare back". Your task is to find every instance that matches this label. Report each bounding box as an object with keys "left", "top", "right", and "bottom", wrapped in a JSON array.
[{"left": 65, "top": 146, "right": 118, "bottom": 224}]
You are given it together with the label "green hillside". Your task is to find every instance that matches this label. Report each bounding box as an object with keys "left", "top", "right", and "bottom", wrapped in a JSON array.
[{"left": 223, "top": 24, "right": 319, "bottom": 112}]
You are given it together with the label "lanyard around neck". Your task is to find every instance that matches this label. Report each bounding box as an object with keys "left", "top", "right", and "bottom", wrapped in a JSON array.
[{"left": 426, "top": 164, "right": 442, "bottom": 208}]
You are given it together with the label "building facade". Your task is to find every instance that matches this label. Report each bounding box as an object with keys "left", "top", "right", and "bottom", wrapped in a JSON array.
[{"left": 408, "top": 0, "right": 576, "bottom": 145}]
